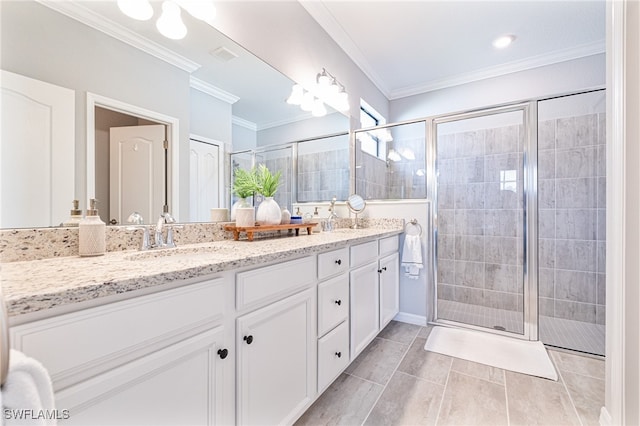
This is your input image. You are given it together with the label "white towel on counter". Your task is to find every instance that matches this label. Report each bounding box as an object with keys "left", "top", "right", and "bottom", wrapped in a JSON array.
[
  {"left": 401, "top": 234, "right": 423, "bottom": 280},
  {"left": 2, "top": 349, "right": 56, "bottom": 426}
]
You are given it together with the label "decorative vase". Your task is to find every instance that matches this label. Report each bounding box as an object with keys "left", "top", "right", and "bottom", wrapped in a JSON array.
[
  {"left": 230, "top": 197, "right": 250, "bottom": 221},
  {"left": 235, "top": 207, "right": 255, "bottom": 228},
  {"left": 256, "top": 197, "right": 282, "bottom": 225},
  {"left": 281, "top": 207, "right": 291, "bottom": 225}
]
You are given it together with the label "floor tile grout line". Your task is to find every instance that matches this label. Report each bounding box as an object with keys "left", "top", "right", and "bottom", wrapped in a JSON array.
[
  {"left": 504, "top": 369, "right": 511, "bottom": 426},
  {"left": 433, "top": 356, "right": 454, "bottom": 426},
  {"left": 360, "top": 328, "right": 422, "bottom": 425},
  {"left": 555, "top": 364, "right": 586, "bottom": 426}
]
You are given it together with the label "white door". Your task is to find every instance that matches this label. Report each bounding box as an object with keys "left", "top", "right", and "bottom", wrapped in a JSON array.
[
  {"left": 189, "top": 139, "right": 220, "bottom": 222},
  {"left": 109, "top": 125, "right": 165, "bottom": 225},
  {"left": 0, "top": 70, "right": 75, "bottom": 228}
]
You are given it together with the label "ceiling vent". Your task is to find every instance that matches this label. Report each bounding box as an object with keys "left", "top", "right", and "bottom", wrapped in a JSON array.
[{"left": 210, "top": 46, "right": 238, "bottom": 62}]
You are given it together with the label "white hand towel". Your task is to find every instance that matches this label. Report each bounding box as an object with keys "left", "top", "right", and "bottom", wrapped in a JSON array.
[
  {"left": 2, "top": 350, "right": 56, "bottom": 426},
  {"left": 401, "top": 234, "right": 423, "bottom": 280}
]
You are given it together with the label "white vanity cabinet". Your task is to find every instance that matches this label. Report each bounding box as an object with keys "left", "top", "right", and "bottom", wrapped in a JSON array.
[
  {"left": 10, "top": 277, "right": 234, "bottom": 425},
  {"left": 234, "top": 257, "right": 317, "bottom": 426}
]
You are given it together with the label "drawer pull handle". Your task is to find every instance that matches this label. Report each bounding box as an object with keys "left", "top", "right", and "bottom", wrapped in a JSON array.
[
  {"left": 243, "top": 335, "right": 254, "bottom": 345},
  {"left": 378, "top": 267, "right": 387, "bottom": 273},
  {"left": 335, "top": 259, "right": 342, "bottom": 265},
  {"left": 217, "top": 348, "right": 229, "bottom": 359},
  {"left": 335, "top": 351, "right": 342, "bottom": 358},
  {"left": 335, "top": 299, "right": 342, "bottom": 306}
]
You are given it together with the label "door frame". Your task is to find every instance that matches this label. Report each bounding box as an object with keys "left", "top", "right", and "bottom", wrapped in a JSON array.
[
  {"left": 428, "top": 101, "right": 538, "bottom": 341},
  {"left": 86, "top": 93, "right": 180, "bottom": 219}
]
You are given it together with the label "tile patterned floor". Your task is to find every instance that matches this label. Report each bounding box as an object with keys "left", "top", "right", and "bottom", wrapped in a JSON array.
[
  {"left": 437, "top": 300, "right": 605, "bottom": 356},
  {"left": 296, "top": 321, "right": 605, "bottom": 426}
]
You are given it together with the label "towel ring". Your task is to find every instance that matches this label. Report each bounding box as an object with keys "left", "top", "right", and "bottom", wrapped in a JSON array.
[{"left": 405, "top": 219, "right": 422, "bottom": 236}]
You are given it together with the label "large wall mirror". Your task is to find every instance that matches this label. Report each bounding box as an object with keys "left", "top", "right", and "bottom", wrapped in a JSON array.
[{"left": 0, "top": 1, "right": 349, "bottom": 228}]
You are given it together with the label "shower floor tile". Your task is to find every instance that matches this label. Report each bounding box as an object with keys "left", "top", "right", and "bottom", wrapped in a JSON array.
[{"left": 436, "top": 299, "right": 605, "bottom": 356}]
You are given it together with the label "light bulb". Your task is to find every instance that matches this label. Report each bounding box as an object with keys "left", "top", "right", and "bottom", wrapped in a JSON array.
[
  {"left": 156, "top": 1, "right": 187, "bottom": 40},
  {"left": 317, "top": 70, "right": 331, "bottom": 87},
  {"left": 286, "top": 84, "right": 304, "bottom": 105},
  {"left": 493, "top": 34, "right": 516, "bottom": 49},
  {"left": 301, "top": 91, "right": 315, "bottom": 112},
  {"left": 118, "top": 0, "right": 153, "bottom": 21},
  {"left": 312, "top": 99, "right": 327, "bottom": 117},
  {"left": 335, "top": 88, "right": 349, "bottom": 111}
]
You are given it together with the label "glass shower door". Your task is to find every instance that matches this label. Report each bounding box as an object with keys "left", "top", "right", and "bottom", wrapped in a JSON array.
[{"left": 434, "top": 106, "right": 528, "bottom": 335}]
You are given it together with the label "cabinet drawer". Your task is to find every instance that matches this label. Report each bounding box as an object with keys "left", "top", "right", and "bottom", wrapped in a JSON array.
[
  {"left": 236, "top": 256, "right": 316, "bottom": 310},
  {"left": 11, "top": 278, "right": 226, "bottom": 391},
  {"left": 318, "top": 247, "right": 349, "bottom": 280},
  {"left": 318, "top": 321, "right": 349, "bottom": 392},
  {"left": 317, "top": 274, "right": 349, "bottom": 336},
  {"left": 379, "top": 235, "right": 399, "bottom": 256},
  {"left": 350, "top": 240, "right": 378, "bottom": 268}
]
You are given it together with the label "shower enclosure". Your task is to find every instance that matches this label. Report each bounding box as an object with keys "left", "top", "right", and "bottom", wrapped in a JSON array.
[{"left": 431, "top": 89, "right": 605, "bottom": 356}]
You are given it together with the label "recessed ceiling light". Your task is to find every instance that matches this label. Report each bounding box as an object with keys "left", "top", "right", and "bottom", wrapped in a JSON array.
[{"left": 493, "top": 34, "right": 516, "bottom": 49}]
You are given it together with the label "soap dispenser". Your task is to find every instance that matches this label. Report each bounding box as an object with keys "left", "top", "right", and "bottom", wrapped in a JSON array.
[
  {"left": 79, "top": 198, "right": 106, "bottom": 257},
  {"left": 62, "top": 200, "right": 83, "bottom": 227}
]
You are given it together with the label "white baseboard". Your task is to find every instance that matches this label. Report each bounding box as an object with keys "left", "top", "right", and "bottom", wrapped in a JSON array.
[
  {"left": 599, "top": 406, "right": 611, "bottom": 426},
  {"left": 394, "top": 312, "right": 427, "bottom": 326}
]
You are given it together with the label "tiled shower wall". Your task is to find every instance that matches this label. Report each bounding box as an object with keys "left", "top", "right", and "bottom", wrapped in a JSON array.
[
  {"left": 297, "top": 148, "right": 350, "bottom": 202},
  {"left": 538, "top": 113, "right": 606, "bottom": 325},
  {"left": 387, "top": 137, "right": 427, "bottom": 199},
  {"left": 436, "top": 124, "right": 525, "bottom": 332}
]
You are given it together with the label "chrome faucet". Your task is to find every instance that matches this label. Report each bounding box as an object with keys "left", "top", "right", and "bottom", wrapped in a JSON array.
[
  {"left": 325, "top": 197, "right": 339, "bottom": 232},
  {"left": 155, "top": 212, "right": 176, "bottom": 248},
  {"left": 126, "top": 212, "right": 151, "bottom": 250}
]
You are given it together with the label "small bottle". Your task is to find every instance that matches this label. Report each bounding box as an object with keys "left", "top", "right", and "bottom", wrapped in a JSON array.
[
  {"left": 62, "top": 200, "right": 83, "bottom": 227},
  {"left": 79, "top": 198, "right": 106, "bottom": 257}
]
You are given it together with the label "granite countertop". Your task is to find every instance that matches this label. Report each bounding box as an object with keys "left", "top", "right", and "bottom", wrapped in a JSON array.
[{"left": 1, "top": 227, "right": 402, "bottom": 318}]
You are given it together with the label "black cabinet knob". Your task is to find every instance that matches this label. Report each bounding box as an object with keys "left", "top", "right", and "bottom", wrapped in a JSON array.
[
  {"left": 243, "top": 335, "right": 254, "bottom": 345},
  {"left": 335, "top": 299, "right": 342, "bottom": 306},
  {"left": 335, "top": 259, "right": 342, "bottom": 265},
  {"left": 217, "top": 348, "right": 228, "bottom": 359},
  {"left": 378, "top": 267, "right": 388, "bottom": 273},
  {"left": 335, "top": 351, "right": 342, "bottom": 358}
]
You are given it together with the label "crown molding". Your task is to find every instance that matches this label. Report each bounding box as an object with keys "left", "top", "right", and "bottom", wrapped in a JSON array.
[
  {"left": 190, "top": 77, "right": 239, "bottom": 104},
  {"left": 388, "top": 41, "right": 606, "bottom": 99},
  {"left": 232, "top": 116, "right": 257, "bottom": 131},
  {"left": 36, "top": 0, "right": 201, "bottom": 73}
]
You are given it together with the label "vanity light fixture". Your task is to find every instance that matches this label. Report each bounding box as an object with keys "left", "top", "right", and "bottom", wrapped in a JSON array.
[
  {"left": 286, "top": 68, "right": 350, "bottom": 117},
  {"left": 118, "top": 0, "right": 153, "bottom": 21},
  {"left": 119, "top": 0, "right": 217, "bottom": 40},
  {"left": 156, "top": 1, "right": 187, "bottom": 40},
  {"left": 492, "top": 34, "right": 516, "bottom": 49}
]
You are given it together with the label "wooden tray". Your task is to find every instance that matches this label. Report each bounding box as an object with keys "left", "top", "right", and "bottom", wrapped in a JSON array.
[{"left": 224, "top": 223, "right": 318, "bottom": 241}]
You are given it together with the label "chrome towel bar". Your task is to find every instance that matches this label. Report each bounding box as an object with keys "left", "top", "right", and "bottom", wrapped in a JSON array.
[{"left": 405, "top": 218, "right": 423, "bottom": 236}]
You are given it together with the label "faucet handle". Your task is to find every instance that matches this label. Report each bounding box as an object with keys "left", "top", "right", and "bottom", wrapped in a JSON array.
[{"left": 164, "top": 224, "right": 183, "bottom": 248}]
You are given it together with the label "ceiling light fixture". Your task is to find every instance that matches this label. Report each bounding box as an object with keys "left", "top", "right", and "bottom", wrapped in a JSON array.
[
  {"left": 492, "top": 34, "right": 516, "bottom": 49},
  {"left": 117, "top": 0, "right": 153, "bottom": 21},
  {"left": 175, "top": 0, "right": 217, "bottom": 23}
]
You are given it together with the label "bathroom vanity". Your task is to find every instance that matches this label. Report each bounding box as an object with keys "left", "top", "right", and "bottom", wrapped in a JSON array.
[{"left": 4, "top": 225, "right": 401, "bottom": 425}]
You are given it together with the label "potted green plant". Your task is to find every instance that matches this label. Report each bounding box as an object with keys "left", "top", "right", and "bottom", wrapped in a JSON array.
[
  {"left": 231, "top": 167, "right": 258, "bottom": 223},
  {"left": 255, "top": 164, "right": 283, "bottom": 225}
]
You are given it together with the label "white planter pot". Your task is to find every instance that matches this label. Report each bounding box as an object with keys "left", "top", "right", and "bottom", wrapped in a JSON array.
[
  {"left": 235, "top": 207, "right": 255, "bottom": 228},
  {"left": 231, "top": 198, "right": 250, "bottom": 221},
  {"left": 256, "top": 197, "right": 281, "bottom": 225}
]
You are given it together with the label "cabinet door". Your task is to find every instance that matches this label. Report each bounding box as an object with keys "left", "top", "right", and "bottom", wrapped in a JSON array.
[
  {"left": 236, "top": 288, "right": 316, "bottom": 426},
  {"left": 56, "top": 326, "right": 230, "bottom": 426},
  {"left": 349, "top": 262, "right": 380, "bottom": 359},
  {"left": 379, "top": 252, "right": 400, "bottom": 329}
]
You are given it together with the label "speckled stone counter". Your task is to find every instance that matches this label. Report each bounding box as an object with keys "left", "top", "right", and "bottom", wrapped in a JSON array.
[{"left": 1, "top": 224, "right": 403, "bottom": 318}]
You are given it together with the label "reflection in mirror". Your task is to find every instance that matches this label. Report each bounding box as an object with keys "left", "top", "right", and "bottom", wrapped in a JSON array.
[
  {"left": 1, "top": 1, "right": 349, "bottom": 229},
  {"left": 255, "top": 146, "right": 293, "bottom": 212},
  {"left": 354, "top": 120, "right": 427, "bottom": 200},
  {"left": 297, "top": 133, "right": 350, "bottom": 203}
]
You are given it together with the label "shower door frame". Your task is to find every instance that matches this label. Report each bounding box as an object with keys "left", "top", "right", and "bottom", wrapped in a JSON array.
[{"left": 428, "top": 101, "right": 540, "bottom": 341}]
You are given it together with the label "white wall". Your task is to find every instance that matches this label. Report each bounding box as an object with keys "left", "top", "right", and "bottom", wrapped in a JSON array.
[
  {"left": 189, "top": 88, "right": 233, "bottom": 144},
  {"left": 390, "top": 54, "right": 606, "bottom": 122},
  {"left": 257, "top": 112, "right": 349, "bottom": 147},
  {"left": 232, "top": 123, "right": 258, "bottom": 152}
]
